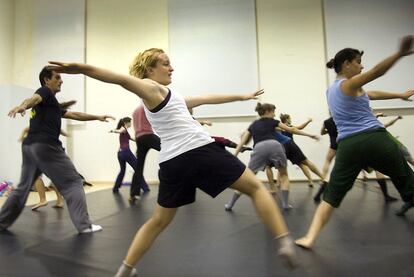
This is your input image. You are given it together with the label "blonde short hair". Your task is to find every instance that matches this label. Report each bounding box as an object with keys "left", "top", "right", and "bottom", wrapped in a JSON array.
[{"left": 129, "top": 48, "right": 165, "bottom": 78}]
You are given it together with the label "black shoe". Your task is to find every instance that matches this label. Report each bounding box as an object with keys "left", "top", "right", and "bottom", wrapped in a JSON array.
[{"left": 395, "top": 201, "right": 414, "bottom": 216}]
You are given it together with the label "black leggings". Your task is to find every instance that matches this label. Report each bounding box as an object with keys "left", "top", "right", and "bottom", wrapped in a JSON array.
[{"left": 130, "top": 134, "right": 161, "bottom": 196}]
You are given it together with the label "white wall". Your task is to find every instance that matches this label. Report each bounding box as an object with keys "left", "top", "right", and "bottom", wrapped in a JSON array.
[
  {"left": 13, "top": 0, "right": 34, "bottom": 88},
  {"left": 324, "top": 0, "right": 414, "bottom": 110},
  {"left": 0, "top": 85, "right": 34, "bottom": 182},
  {"left": 68, "top": 0, "right": 169, "bottom": 182},
  {"left": 255, "top": 0, "right": 328, "bottom": 180},
  {"left": 0, "top": 0, "right": 14, "bottom": 84},
  {"left": 6, "top": 0, "right": 414, "bottom": 184}
]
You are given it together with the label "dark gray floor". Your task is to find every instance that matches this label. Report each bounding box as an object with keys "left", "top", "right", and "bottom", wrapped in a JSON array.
[{"left": 1, "top": 180, "right": 414, "bottom": 277}]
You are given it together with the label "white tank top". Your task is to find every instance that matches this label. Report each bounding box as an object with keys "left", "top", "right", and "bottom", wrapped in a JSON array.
[{"left": 144, "top": 89, "right": 214, "bottom": 163}]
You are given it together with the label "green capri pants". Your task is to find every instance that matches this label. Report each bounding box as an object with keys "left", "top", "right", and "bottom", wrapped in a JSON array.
[{"left": 323, "top": 128, "right": 414, "bottom": 207}]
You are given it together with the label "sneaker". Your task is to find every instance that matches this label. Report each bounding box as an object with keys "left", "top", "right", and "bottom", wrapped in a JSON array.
[
  {"left": 395, "top": 201, "right": 414, "bottom": 216},
  {"left": 80, "top": 224, "right": 103, "bottom": 234},
  {"left": 224, "top": 204, "right": 232, "bottom": 211}
]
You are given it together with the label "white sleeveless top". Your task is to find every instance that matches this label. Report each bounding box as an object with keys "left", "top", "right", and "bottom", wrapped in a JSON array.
[{"left": 144, "top": 89, "right": 214, "bottom": 163}]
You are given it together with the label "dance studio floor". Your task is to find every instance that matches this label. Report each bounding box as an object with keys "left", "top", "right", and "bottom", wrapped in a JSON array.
[{"left": 1, "top": 181, "right": 413, "bottom": 277}]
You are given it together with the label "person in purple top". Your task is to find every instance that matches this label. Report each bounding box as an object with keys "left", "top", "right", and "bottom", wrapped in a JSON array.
[
  {"left": 110, "top": 117, "right": 137, "bottom": 195},
  {"left": 295, "top": 36, "right": 414, "bottom": 249}
]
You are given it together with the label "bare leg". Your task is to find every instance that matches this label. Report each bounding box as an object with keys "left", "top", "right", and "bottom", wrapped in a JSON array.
[
  {"left": 322, "top": 149, "right": 336, "bottom": 180},
  {"left": 375, "top": 171, "right": 397, "bottom": 202},
  {"left": 265, "top": 166, "right": 277, "bottom": 193},
  {"left": 295, "top": 201, "right": 334, "bottom": 249},
  {"left": 49, "top": 184, "right": 64, "bottom": 208},
  {"left": 31, "top": 178, "right": 48, "bottom": 211},
  {"left": 298, "top": 164, "right": 314, "bottom": 187},
  {"left": 278, "top": 167, "right": 292, "bottom": 210},
  {"left": 301, "top": 159, "right": 326, "bottom": 183},
  {"left": 123, "top": 205, "right": 177, "bottom": 267},
  {"left": 231, "top": 168, "right": 297, "bottom": 267}
]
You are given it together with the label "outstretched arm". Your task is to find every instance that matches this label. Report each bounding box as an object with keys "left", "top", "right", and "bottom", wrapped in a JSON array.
[
  {"left": 185, "top": 89, "right": 264, "bottom": 109},
  {"left": 48, "top": 62, "right": 165, "bottom": 108},
  {"left": 295, "top": 118, "right": 312, "bottom": 130},
  {"left": 234, "top": 131, "right": 252, "bottom": 156},
  {"left": 8, "top": 94, "right": 42, "bottom": 118},
  {"left": 278, "top": 122, "right": 319, "bottom": 141},
  {"left": 368, "top": 89, "right": 414, "bottom": 101},
  {"left": 110, "top": 127, "right": 127, "bottom": 134},
  {"left": 342, "top": 36, "right": 413, "bottom": 96},
  {"left": 63, "top": 111, "right": 115, "bottom": 122},
  {"left": 384, "top": 115, "right": 402, "bottom": 128},
  {"left": 197, "top": 119, "right": 212, "bottom": 126}
]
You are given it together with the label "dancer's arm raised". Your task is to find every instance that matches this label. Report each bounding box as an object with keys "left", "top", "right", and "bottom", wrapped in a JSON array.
[
  {"left": 185, "top": 89, "right": 264, "bottom": 109},
  {"left": 342, "top": 36, "right": 413, "bottom": 96},
  {"left": 48, "top": 62, "right": 166, "bottom": 109}
]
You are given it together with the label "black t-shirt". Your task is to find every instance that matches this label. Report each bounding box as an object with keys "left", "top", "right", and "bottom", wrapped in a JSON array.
[
  {"left": 23, "top": 86, "right": 67, "bottom": 146},
  {"left": 323, "top": 117, "right": 338, "bottom": 140},
  {"left": 248, "top": 118, "right": 280, "bottom": 146}
]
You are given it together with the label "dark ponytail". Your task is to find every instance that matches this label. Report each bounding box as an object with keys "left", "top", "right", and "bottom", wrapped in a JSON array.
[
  {"left": 326, "top": 59, "right": 335, "bottom": 69},
  {"left": 327, "top": 48, "right": 364, "bottom": 73},
  {"left": 255, "top": 102, "right": 275, "bottom": 116},
  {"left": 116, "top": 117, "right": 131, "bottom": 129}
]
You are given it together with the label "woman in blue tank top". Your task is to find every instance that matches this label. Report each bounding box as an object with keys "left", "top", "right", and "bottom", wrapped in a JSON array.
[{"left": 295, "top": 36, "right": 414, "bottom": 250}]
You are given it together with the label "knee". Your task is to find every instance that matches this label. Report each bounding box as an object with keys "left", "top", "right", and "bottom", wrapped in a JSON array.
[{"left": 150, "top": 215, "right": 172, "bottom": 230}]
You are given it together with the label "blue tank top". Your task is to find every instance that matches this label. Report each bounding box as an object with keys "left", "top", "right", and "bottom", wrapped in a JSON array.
[
  {"left": 274, "top": 131, "right": 291, "bottom": 145},
  {"left": 326, "top": 79, "right": 383, "bottom": 141}
]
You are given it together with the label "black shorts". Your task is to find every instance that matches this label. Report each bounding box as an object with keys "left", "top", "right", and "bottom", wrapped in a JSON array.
[
  {"left": 284, "top": 140, "right": 307, "bottom": 165},
  {"left": 157, "top": 142, "right": 246, "bottom": 208},
  {"left": 330, "top": 138, "right": 338, "bottom": 150}
]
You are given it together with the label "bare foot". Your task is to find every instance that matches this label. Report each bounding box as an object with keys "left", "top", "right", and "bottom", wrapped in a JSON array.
[
  {"left": 294, "top": 237, "right": 313, "bottom": 249},
  {"left": 31, "top": 202, "right": 48, "bottom": 211},
  {"left": 52, "top": 203, "right": 64, "bottom": 209}
]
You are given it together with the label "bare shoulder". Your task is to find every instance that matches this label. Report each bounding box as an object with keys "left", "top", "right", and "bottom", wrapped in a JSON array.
[{"left": 141, "top": 80, "right": 170, "bottom": 109}]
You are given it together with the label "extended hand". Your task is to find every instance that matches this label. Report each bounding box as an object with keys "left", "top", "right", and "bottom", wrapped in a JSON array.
[
  {"left": 99, "top": 115, "right": 116, "bottom": 122},
  {"left": 48, "top": 61, "right": 82, "bottom": 74},
  {"left": 398, "top": 36, "right": 413, "bottom": 57},
  {"left": 244, "top": 89, "right": 264, "bottom": 100},
  {"left": 8, "top": 106, "right": 26, "bottom": 118},
  {"left": 401, "top": 90, "right": 414, "bottom": 101},
  {"left": 311, "top": 135, "right": 320, "bottom": 141}
]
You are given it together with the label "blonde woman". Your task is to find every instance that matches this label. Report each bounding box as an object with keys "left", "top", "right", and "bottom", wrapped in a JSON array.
[{"left": 50, "top": 48, "right": 298, "bottom": 276}]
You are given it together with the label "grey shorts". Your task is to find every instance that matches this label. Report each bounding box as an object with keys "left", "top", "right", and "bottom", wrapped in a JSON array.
[
  {"left": 400, "top": 144, "right": 413, "bottom": 162},
  {"left": 248, "top": 140, "right": 287, "bottom": 173}
]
